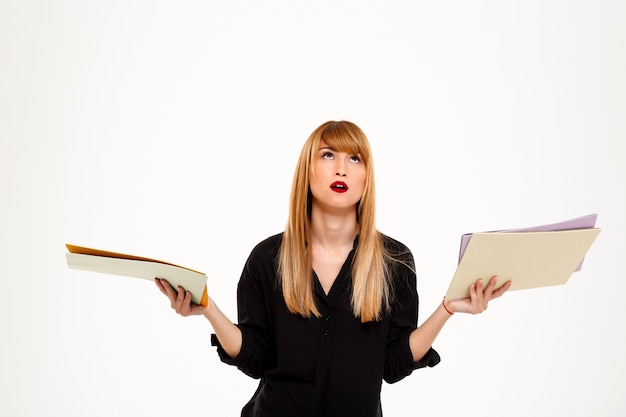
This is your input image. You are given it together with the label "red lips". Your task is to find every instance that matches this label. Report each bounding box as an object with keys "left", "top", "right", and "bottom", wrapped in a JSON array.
[{"left": 330, "top": 181, "right": 348, "bottom": 193}]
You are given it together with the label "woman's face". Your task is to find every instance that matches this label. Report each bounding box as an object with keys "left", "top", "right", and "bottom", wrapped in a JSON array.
[{"left": 309, "top": 139, "right": 366, "bottom": 212}]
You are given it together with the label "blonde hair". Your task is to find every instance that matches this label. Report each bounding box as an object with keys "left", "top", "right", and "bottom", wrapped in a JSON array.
[{"left": 278, "top": 121, "right": 392, "bottom": 322}]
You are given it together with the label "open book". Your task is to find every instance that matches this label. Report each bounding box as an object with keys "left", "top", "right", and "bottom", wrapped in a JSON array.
[
  {"left": 65, "top": 244, "right": 208, "bottom": 306},
  {"left": 445, "top": 214, "right": 601, "bottom": 300}
]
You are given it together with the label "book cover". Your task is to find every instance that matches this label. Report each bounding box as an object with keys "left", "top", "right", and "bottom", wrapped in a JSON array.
[
  {"left": 458, "top": 213, "right": 598, "bottom": 271},
  {"left": 446, "top": 215, "right": 601, "bottom": 300}
]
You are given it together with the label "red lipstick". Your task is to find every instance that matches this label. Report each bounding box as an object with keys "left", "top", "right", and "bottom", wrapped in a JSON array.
[{"left": 330, "top": 181, "right": 348, "bottom": 193}]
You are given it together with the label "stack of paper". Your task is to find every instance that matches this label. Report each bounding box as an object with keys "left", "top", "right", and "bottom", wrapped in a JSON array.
[
  {"left": 65, "top": 244, "right": 208, "bottom": 306},
  {"left": 445, "top": 214, "right": 601, "bottom": 300}
]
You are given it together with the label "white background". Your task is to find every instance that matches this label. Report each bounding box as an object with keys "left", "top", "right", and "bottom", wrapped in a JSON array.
[{"left": 1, "top": 1, "right": 625, "bottom": 416}]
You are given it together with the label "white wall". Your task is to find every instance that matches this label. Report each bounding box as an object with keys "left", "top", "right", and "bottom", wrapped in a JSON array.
[{"left": 1, "top": 1, "right": 624, "bottom": 416}]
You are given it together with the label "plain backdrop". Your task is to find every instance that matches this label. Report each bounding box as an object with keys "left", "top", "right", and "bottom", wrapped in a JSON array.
[{"left": 1, "top": 1, "right": 625, "bottom": 416}]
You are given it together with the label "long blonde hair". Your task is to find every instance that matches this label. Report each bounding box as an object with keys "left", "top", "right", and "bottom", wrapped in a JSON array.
[{"left": 278, "top": 121, "right": 392, "bottom": 322}]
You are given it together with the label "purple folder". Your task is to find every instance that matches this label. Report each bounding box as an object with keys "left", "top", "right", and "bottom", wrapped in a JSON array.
[{"left": 458, "top": 214, "right": 598, "bottom": 272}]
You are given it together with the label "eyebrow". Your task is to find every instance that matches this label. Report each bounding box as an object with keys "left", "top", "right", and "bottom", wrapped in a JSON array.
[{"left": 318, "top": 146, "right": 336, "bottom": 152}]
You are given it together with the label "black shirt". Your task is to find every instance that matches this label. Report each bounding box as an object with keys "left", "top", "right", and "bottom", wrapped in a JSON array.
[{"left": 211, "top": 233, "right": 440, "bottom": 417}]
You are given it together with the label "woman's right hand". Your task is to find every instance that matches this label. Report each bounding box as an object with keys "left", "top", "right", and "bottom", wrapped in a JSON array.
[{"left": 155, "top": 278, "right": 210, "bottom": 317}]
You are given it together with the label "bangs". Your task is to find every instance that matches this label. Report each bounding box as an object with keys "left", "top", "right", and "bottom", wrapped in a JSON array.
[{"left": 319, "top": 121, "right": 371, "bottom": 163}]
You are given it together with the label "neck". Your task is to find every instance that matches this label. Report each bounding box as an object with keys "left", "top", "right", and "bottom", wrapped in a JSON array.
[{"left": 309, "top": 204, "right": 358, "bottom": 248}]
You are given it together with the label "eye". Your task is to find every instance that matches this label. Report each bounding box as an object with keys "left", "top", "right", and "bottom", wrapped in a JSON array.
[
  {"left": 349, "top": 155, "right": 361, "bottom": 163},
  {"left": 322, "top": 151, "right": 334, "bottom": 159}
]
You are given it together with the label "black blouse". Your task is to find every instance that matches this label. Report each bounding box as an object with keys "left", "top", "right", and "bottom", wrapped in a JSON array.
[{"left": 211, "top": 233, "right": 440, "bottom": 417}]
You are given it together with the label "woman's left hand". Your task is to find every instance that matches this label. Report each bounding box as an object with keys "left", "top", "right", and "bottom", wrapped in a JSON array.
[{"left": 447, "top": 276, "right": 512, "bottom": 314}]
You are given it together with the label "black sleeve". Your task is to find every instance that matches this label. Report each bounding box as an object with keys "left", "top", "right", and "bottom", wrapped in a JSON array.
[
  {"left": 382, "top": 249, "right": 440, "bottom": 384},
  {"left": 211, "top": 246, "right": 277, "bottom": 379}
]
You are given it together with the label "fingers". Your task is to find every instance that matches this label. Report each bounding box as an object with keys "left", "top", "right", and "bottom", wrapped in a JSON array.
[
  {"left": 450, "top": 276, "right": 511, "bottom": 315},
  {"left": 475, "top": 278, "right": 485, "bottom": 307},
  {"left": 155, "top": 278, "right": 176, "bottom": 300},
  {"left": 155, "top": 277, "right": 167, "bottom": 294},
  {"left": 468, "top": 277, "right": 495, "bottom": 313},
  {"left": 175, "top": 284, "right": 185, "bottom": 308},
  {"left": 484, "top": 275, "right": 498, "bottom": 293},
  {"left": 173, "top": 284, "right": 194, "bottom": 316},
  {"left": 483, "top": 276, "right": 512, "bottom": 300},
  {"left": 469, "top": 279, "right": 486, "bottom": 314},
  {"left": 491, "top": 279, "right": 512, "bottom": 298},
  {"left": 155, "top": 278, "right": 195, "bottom": 316}
]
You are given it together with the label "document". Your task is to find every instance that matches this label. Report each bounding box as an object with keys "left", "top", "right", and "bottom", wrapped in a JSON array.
[
  {"left": 65, "top": 244, "right": 208, "bottom": 306},
  {"left": 445, "top": 215, "right": 601, "bottom": 300}
]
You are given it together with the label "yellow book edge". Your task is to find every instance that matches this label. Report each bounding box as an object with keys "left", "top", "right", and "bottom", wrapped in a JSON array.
[{"left": 66, "top": 244, "right": 208, "bottom": 306}]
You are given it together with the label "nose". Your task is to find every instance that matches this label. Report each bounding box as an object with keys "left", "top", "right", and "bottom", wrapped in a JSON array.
[{"left": 335, "top": 161, "right": 346, "bottom": 177}]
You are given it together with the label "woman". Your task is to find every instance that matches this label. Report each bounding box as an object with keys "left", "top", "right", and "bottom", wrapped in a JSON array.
[{"left": 156, "top": 120, "right": 511, "bottom": 417}]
